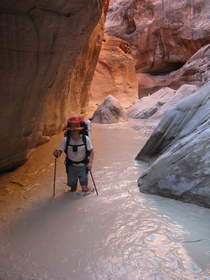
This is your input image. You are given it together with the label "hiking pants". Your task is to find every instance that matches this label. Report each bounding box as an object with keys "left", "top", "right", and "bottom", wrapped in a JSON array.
[{"left": 67, "top": 165, "right": 88, "bottom": 189}]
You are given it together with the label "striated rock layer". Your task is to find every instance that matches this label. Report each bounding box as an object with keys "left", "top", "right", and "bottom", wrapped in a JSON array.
[
  {"left": 137, "top": 82, "right": 210, "bottom": 208},
  {"left": 89, "top": 33, "right": 138, "bottom": 113},
  {"left": 0, "top": 0, "right": 109, "bottom": 171},
  {"left": 106, "top": 0, "right": 210, "bottom": 96}
]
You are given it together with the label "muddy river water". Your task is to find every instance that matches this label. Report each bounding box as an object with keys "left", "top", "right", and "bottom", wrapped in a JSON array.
[{"left": 0, "top": 120, "right": 210, "bottom": 280}]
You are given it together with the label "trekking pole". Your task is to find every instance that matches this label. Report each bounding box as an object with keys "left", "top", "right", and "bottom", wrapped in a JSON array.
[
  {"left": 90, "top": 170, "right": 98, "bottom": 196},
  {"left": 53, "top": 157, "right": 57, "bottom": 198}
]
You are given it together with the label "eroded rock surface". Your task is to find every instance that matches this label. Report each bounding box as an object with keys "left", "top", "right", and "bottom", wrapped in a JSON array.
[
  {"left": 137, "top": 82, "right": 210, "bottom": 208},
  {"left": 89, "top": 33, "right": 138, "bottom": 113},
  {"left": 138, "top": 44, "right": 210, "bottom": 96},
  {"left": 0, "top": 0, "right": 109, "bottom": 171},
  {"left": 91, "top": 95, "right": 127, "bottom": 123},
  {"left": 106, "top": 0, "right": 210, "bottom": 96}
]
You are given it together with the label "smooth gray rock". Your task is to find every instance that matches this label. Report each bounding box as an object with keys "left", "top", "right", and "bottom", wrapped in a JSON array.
[
  {"left": 127, "top": 84, "right": 198, "bottom": 120},
  {"left": 152, "top": 84, "right": 199, "bottom": 118},
  {"left": 137, "top": 82, "right": 210, "bottom": 208},
  {"left": 127, "top": 87, "right": 175, "bottom": 119},
  {"left": 136, "top": 82, "right": 210, "bottom": 160},
  {"left": 91, "top": 95, "right": 127, "bottom": 124}
]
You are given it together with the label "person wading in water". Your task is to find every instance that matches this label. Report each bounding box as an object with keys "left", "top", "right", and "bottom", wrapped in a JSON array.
[{"left": 53, "top": 117, "right": 94, "bottom": 192}]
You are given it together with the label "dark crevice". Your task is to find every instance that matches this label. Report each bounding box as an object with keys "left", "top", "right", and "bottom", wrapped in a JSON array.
[
  {"left": 119, "top": 41, "right": 131, "bottom": 54},
  {"left": 126, "top": 18, "right": 136, "bottom": 34},
  {"left": 123, "top": 13, "right": 136, "bottom": 35},
  {"left": 27, "top": 6, "right": 36, "bottom": 15},
  {"left": 28, "top": 7, "right": 72, "bottom": 17},
  {"left": 40, "top": 8, "right": 72, "bottom": 18},
  {"left": 148, "top": 61, "right": 185, "bottom": 75}
]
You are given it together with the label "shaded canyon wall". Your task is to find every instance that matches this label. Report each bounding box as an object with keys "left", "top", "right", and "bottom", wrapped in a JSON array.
[{"left": 0, "top": 0, "right": 109, "bottom": 171}]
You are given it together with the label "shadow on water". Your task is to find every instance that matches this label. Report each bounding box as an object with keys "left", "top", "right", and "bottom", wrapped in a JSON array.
[{"left": 8, "top": 191, "right": 90, "bottom": 235}]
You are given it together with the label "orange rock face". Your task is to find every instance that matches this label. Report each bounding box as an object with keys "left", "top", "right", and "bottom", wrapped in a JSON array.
[
  {"left": 106, "top": 0, "right": 210, "bottom": 95},
  {"left": 107, "top": 0, "right": 210, "bottom": 72},
  {"left": 137, "top": 44, "right": 210, "bottom": 96},
  {"left": 0, "top": 0, "right": 109, "bottom": 171},
  {"left": 89, "top": 33, "right": 138, "bottom": 112}
]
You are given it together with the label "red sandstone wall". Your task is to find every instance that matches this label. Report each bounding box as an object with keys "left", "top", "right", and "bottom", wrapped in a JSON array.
[{"left": 0, "top": 0, "right": 109, "bottom": 171}]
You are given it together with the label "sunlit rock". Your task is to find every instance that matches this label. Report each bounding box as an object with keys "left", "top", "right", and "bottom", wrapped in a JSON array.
[
  {"left": 91, "top": 95, "right": 127, "bottom": 123},
  {"left": 0, "top": 0, "right": 109, "bottom": 171},
  {"left": 89, "top": 33, "right": 138, "bottom": 113},
  {"left": 137, "top": 82, "right": 210, "bottom": 208}
]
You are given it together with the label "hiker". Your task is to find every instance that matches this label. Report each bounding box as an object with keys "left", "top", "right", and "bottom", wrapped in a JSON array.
[{"left": 53, "top": 117, "right": 94, "bottom": 192}]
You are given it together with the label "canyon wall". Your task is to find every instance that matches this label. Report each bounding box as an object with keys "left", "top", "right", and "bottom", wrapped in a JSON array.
[
  {"left": 106, "top": 0, "right": 210, "bottom": 96},
  {"left": 89, "top": 33, "right": 138, "bottom": 112},
  {"left": 0, "top": 0, "right": 109, "bottom": 171}
]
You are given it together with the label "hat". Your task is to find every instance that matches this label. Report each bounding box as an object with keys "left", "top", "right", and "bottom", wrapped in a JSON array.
[{"left": 67, "top": 117, "right": 84, "bottom": 131}]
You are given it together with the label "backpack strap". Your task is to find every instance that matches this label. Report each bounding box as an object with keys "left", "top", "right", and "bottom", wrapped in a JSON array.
[
  {"left": 82, "top": 134, "right": 87, "bottom": 154},
  {"left": 64, "top": 134, "right": 71, "bottom": 155},
  {"left": 83, "top": 135, "right": 91, "bottom": 157},
  {"left": 65, "top": 134, "right": 90, "bottom": 166}
]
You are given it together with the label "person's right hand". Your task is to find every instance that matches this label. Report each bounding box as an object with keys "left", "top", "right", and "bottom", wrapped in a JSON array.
[
  {"left": 87, "top": 162, "right": 92, "bottom": 171},
  {"left": 53, "top": 150, "right": 62, "bottom": 158}
]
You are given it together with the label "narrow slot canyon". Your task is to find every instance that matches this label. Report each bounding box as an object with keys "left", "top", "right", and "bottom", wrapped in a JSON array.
[{"left": 0, "top": 0, "right": 210, "bottom": 279}]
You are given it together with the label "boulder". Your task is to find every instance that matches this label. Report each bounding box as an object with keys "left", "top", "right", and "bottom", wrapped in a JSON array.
[
  {"left": 137, "top": 82, "right": 210, "bottom": 208},
  {"left": 89, "top": 33, "right": 138, "bottom": 113},
  {"left": 91, "top": 95, "right": 127, "bottom": 123},
  {"left": 0, "top": 0, "right": 109, "bottom": 171},
  {"left": 127, "top": 84, "right": 198, "bottom": 119}
]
